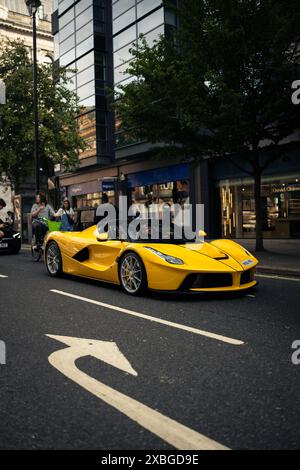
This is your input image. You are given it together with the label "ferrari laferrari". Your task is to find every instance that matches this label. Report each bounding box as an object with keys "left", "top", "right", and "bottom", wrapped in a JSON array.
[{"left": 44, "top": 221, "right": 258, "bottom": 296}]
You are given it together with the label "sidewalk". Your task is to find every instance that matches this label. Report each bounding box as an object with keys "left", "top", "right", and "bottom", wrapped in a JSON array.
[
  {"left": 235, "top": 239, "right": 300, "bottom": 277},
  {"left": 21, "top": 239, "right": 300, "bottom": 277}
]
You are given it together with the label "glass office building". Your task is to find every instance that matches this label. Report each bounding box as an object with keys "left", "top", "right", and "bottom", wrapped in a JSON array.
[
  {"left": 52, "top": 0, "right": 114, "bottom": 166},
  {"left": 112, "top": 0, "right": 176, "bottom": 149}
]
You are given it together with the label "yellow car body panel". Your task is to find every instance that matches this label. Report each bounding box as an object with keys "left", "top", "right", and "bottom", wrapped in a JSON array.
[{"left": 45, "top": 226, "right": 258, "bottom": 293}]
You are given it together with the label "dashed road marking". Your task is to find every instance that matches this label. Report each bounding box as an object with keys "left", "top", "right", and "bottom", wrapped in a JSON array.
[{"left": 50, "top": 289, "right": 244, "bottom": 346}]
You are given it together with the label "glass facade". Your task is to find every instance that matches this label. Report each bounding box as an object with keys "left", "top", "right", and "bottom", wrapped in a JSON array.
[
  {"left": 112, "top": 0, "right": 176, "bottom": 149},
  {"left": 53, "top": 0, "right": 113, "bottom": 162},
  {"left": 220, "top": 176, "right": 300, "bottom": 238}
]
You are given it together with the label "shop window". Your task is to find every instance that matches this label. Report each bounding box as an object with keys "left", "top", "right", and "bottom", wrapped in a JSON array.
[
  {"left": 220, "top": 178, "right": 300, "bottom": 239},
  {"left": 130, "top": 180, "right": 190, "bottom": 219},
  {"left": 75, "top": 191, "right": 115, "bottom": 209}
]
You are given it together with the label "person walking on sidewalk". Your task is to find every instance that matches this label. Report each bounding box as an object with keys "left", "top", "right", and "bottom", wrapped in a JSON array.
[{"left": 54, "top": 198, "right": 75, "bottom": 231}]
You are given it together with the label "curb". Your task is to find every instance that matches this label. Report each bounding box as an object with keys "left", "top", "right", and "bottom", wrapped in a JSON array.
[{"left": 256, "top": 266, "right": 300, "bottom": 278}]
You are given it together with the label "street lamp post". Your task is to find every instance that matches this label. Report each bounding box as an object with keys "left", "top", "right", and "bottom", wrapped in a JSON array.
[{"left": 25, "top": 0, "right": 41, "bottom": 193}]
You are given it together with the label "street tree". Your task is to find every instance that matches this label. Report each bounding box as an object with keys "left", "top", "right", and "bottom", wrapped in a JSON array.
[
  {"left": 115, "top": 0, "right": 300, "bottom": 251},
  {"left": 0, "top": 39, "right": 86, "bottom": 188}
]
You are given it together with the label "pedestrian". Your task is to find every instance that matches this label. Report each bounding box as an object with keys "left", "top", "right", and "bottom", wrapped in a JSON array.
[
  {"left": 0, "top": 198, "right": 10, "bottom": 238},
  {"left": 54, "top": 198, "right": 75, "bottom": 231},
  {"left": 31, "top": 192, "right": 55, "bottom": 246}
]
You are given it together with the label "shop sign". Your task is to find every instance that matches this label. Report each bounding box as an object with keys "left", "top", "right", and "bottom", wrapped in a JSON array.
[
  {"left": 101, "top": 178, "right": 117, "bottom": 192},
  {"left": 272, "top": 184, "right": 300, "bottom": 193}
]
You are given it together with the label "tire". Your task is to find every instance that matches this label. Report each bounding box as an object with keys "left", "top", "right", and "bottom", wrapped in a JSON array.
[
  {"left": 45, "top": 240, "right": 63, "bottom": 277},
  {"left": 31, "top": 234, "right": 42, "bottom": 262},
  {"left": 118, "top": 251, "right": 147, "bottom": 296}
]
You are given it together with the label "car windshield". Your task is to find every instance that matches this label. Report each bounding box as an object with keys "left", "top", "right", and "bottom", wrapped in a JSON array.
[{"left": 97, "top": 219, "right": 199, "bottom": 244}]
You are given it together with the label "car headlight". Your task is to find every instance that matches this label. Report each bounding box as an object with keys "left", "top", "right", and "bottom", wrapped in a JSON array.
[
  {"left": 145, "top": 247, "right": 184, "bottom": 265},
  {"left": 13, "top": 232, "right": 21, "bottom": 238}
]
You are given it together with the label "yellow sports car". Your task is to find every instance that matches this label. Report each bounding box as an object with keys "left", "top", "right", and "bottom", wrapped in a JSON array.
[{"left": 44, "top": 220, "right": 258, "bottom": 296}]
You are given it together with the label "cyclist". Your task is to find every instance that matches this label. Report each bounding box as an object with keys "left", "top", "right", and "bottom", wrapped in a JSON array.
[{"left": 30, "top": 192, "right": 55, "bottom": 247}]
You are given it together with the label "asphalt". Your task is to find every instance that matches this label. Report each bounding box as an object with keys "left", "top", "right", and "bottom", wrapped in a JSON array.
[{"left": 0, "top": 248, "right": 300, "bottom": 449}]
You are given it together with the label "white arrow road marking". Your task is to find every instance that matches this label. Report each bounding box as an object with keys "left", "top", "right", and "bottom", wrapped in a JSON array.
[
  {"left": 0, "top": 274, "right": 8, "bottom": 278},
  {"left": 50, "top": 289, "right": 243, "bottom": 346},
  {"left": 46, "top": 334, "right": 229, "bottom": 450}
]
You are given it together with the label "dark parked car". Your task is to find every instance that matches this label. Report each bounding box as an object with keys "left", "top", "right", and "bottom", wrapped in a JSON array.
[{"left": 0, "top": 227, "right": 21, "bottom": 254}]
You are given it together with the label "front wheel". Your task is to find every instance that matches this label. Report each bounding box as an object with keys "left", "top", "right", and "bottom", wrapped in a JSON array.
[
  {"left": 118, "top": 252, "right": 147, "bottom": 296},
  {"left": 45, "top": 241, "right": 63, "bottom": 277}
]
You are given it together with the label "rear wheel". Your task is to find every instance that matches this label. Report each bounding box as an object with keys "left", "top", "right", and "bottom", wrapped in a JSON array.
[
  {"left": 31, "top": 234, "right": 42, "bottom": 262},
  {"left": 45, "top": 241, "right": 63, "bottom": 277},
  {"left": 119, "top": 252, "right": 147, "bottom": 296}
]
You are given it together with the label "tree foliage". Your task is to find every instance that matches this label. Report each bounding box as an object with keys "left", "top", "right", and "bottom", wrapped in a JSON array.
[
  {"left": 115, "top": 0, "right": 300, "bottom": 249},
  {"left": 0, "top": 40, "right": 86, "bottom": 185}
]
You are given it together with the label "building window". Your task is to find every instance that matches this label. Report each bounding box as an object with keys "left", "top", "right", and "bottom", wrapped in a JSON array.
[
  {"left": 220, "top": 177, "right": 300, "bottom": 238},
  {"left": 131, "top": 181, "right": 190, "bottom": 210},
  {"left": 137, "top": 0, "right": 162, "bottom": 19},
  {"left": 113, "top": 7, "right": 136, "bottom": 35},
  {"left": 76, "top": 5, "right": 93, "bottom": 30},
  {"left": 113, "top": 0, "right": 135, "bottom": 20},
  {"left": 113, "top": 24, "right": 137, "bottom": 51},
  {"left": 137, "top": 7, "right": 164, "bottom": 36}
]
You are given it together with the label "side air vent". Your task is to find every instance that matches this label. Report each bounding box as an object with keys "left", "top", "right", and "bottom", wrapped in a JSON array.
[{"left": 73, "top": 247, "right": 89, "bottom": 262}]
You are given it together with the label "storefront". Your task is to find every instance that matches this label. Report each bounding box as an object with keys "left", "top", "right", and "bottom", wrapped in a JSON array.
[
  {"left": 66, "top": 178, "right": 116, "bottom": 209},
  {"left": 127, "top": 164, "right": 190, "bottom": 208},
  {"left": 59, "top": 162, "right": 190, "bottom": 226},
  {"left": 219, "top": 175, "right": 300, "bottom": 238}
]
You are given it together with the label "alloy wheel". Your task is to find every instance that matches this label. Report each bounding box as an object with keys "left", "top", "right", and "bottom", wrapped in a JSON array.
[
  {"left": 46, "top": 242, "right": 61, "bottom": 275},
  {"left": 120, "top": 254, "right": 143, "bottom": 294}
]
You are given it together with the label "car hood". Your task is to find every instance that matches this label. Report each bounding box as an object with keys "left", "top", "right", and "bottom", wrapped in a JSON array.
[{"left": 141, "top": 241, "right": 257, "bottom": 272}]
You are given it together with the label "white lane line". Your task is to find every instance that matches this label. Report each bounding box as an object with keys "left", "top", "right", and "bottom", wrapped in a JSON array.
[
  {"left": 0, "top": 274, "right": 8, "bottom": 278},
  {"left": 50, "top": 289, "right": 244, "bottom": 346},
  {"left": 256, "top": 274, "right": 300, "bottom": 282},
  {"left": 245, "top": 294, "right": 256, "bottom": 298}
]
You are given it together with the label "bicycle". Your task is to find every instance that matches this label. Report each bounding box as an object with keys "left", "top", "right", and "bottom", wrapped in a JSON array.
[{"left": 31, "top": 218, "right": 61, "bottom": 262}]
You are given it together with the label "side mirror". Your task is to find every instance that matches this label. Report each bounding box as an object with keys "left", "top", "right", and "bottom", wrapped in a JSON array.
[{"left": 96, "top": 231, "right": 109, "bottom": 242}]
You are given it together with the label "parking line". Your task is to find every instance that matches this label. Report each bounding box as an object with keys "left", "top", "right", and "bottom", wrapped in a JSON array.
[
  {"left": 256, "top": 274, "right": 300, "bottom": 282},
  {"left": 50, "top": 289, "right": 244, "bottom": 346},
  {"left": 0, "top": 274, "right": 8, "bottom": 278}
]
